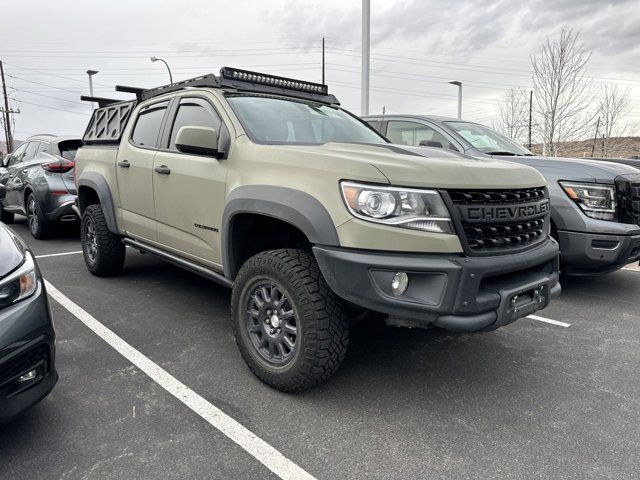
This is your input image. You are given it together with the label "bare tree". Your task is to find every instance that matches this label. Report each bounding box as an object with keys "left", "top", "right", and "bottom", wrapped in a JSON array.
[
  {"left": 494, "top": 88, "right": 529, "bottom": 144},
  {"left": 531, "top": 28, "right": 593, "bottom": 156},
  {"left": 596, "top": 84, "right": 632, "bottom": 156}
]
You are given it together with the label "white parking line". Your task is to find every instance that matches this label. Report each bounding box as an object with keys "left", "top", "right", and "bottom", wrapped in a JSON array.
[
  {"left": 527, "top": 315, "right": 571, "bottom": 328},
  {"left": 35, "top": 251, "right": 83, "bottom": 259},
  {"left": 44, "top": 280, "right": 317, "bottom": 480}
]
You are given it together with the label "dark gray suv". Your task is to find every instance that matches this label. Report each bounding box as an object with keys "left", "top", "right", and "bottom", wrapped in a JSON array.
[
  {"left": 364, "top": 115, "right": 640, "bottom": 275},
  {"left": 0, "top": 134, "right": 82, "bottom": 238}
]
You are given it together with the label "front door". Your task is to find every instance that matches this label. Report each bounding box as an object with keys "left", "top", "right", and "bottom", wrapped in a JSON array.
[
  {"left": 152, "top": 95, "right": 228, "bottom": 266},
  {"left": 116, "top": 100, "right": 170, "bottom": 242}
]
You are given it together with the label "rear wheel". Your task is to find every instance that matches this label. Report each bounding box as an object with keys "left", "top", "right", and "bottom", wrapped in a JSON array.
[
  {"left": 26, "top": 194, "right": 48, "bottom": 239},
  {"left": 231, "top": 249, "right": 349, "bottom": 392},
  {"left": 81, "top": 204, "right": 126, "bottom": 276}
]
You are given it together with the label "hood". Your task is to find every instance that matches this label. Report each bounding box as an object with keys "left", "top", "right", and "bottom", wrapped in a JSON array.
[
  {"left": 0, "top": 224, "right": 25, "bottom": 278},
  {"left": 273, "top": 142, "right": 546, "bottom": 189},
  {"left": 494, "top": 155, "right": 639, "bottom": 183}
]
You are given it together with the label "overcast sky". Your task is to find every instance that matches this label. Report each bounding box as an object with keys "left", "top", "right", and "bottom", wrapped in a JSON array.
[{"left": 1, "top": 0, "right": 639, "bottom": 142}]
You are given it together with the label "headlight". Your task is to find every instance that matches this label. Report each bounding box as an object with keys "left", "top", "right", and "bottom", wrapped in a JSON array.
[
  {"left": 340, "top": 181, "right": 454, "bottom": 233},
  {"left": 559, "top": 182, "right": 617, "bottom": 221},
  {"left": 0, "top": 253, "right": 37, "bottom": 310}
]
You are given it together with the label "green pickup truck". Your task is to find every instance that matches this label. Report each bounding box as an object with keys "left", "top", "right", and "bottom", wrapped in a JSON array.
[{"left": 74, "top": 68, "right": 560, "bottom": 391}]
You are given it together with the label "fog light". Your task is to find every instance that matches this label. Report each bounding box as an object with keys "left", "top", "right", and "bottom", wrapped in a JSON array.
[
  {"left": 391, "top": 272, "right": 409, "bottom": 296},
  {"left": 18, "top": 369, "right": 37, "bottom": 383}
]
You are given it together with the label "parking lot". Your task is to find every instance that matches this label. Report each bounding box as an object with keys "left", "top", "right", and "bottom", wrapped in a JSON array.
[{"left": 1, "top": 217, "right": 639, "bottom": 479}]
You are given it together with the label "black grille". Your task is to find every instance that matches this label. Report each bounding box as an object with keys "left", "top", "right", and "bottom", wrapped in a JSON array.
[
  {"left": 616, "top": 179, "right": 640, "bottom": 226},
  {"left": 0, "top": 344, "right": 50, "bottom": 395},
  {"left": 446, "top": 187, "right": 549, "bottom": 255}
]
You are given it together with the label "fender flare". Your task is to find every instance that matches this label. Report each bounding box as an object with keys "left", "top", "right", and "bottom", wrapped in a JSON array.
[
  {"left": 222, "top": 185, "right": 340, "bottom": 279},
  {"left": 76, "top": 172, "right": 118, "bottom": 234}
]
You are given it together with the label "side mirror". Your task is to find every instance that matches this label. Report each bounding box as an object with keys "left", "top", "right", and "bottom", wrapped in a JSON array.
[
  {"left": 175, "top": 126, "right": 222, "bottom": 157},
  {"left": 0, "top": 184, "right": 6, "bottom": 201},
  {"left": 419, "top": 140, "right": 443, "bottom": 148}
]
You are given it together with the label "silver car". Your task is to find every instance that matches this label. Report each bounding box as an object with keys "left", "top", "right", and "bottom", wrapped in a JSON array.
[{"left": 0, "top": 134, "right": 82, "bottom": 238}]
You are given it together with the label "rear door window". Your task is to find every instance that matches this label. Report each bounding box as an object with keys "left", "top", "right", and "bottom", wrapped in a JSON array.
[
  {"left": 22, "top": 141, "right": 40, "bottom": 162},
  {"left": 37, "top": 142, "right": 51, "bottom": 155},
  {"left": 131, "top": 101, "right": 169, "bottom": 148}
]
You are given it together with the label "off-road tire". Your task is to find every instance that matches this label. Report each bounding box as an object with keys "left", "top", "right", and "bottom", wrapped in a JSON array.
[
  {"left": 231, "top": 249, "right": 349, "bottom": 392},
  {"left": 81, "top": 204, "right": 126, "bottom": 277},
  {"left": 26, "top": 193, "right": 49, "bottom": 239},
  {"left": 0, "top": 204, "right": 14, "bottom": 224}
]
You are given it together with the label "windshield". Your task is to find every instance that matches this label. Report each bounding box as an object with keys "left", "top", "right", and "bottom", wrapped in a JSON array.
[
  {"left": 226, "top": 94, "right": 387, "bottom": 145},
  {"left": 445, "top": 121, "right": 533, "bottom": 156}
]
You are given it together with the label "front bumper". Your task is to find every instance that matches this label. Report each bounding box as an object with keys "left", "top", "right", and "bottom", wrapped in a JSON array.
[
  {"left": 0, "top": 281, "right": 57, "bottom": 422},
  {"left": 314, "top": 237, "right": 561, "bottom": 333},
  {"left": 557, "top": 230, "right": 640, "bottom": 275}
]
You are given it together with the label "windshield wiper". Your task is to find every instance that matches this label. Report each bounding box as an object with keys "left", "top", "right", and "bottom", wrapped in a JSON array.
[{"left": 487, "top": 151, "right": 518, "bottom": 156}]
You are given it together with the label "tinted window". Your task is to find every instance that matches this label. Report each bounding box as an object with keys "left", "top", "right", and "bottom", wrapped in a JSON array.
[
  {"left": 58, "top": 140, "right": 83, "bottom": 160},
  {"left": 386, "top": 121, "right": 458, "bottom": 151},
  {"left": 8, "top": 143, "right": 27, "bottom": 166},
  {"left": 226, "top": 95, "right": 386, "bottom": 145},
  {"left": 131, "top": 101, "right": 169, "bottom": 148},
  {"left": 23, "top": 142, "right": 40, "bottom": 162},
  {"left": 168, "top": 98, "right": 222, "bottom": 150}
]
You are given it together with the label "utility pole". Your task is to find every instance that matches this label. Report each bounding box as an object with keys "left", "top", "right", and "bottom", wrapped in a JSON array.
[
  {"left": 528, "top": 90, "right": 533, "bottom": 149},
  {"left": 322, "top": 37, "right": 325, "bottom": 85},
  {"left": 591, "top": 117, "right": 600, "bottom": 157},
  {"left": 361, "top": 0, "right": 370, "bottom": 116},
  {"left": 1, "top": 60, "right": 14, "bottom": 152}
]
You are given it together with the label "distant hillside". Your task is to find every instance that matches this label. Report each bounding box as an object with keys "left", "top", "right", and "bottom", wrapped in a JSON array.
[{"left": 530, "top": 136, "right": 640, "bottom": 159}]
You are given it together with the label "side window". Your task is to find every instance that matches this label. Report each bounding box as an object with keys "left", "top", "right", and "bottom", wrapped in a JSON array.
[
  {"left": 8, "top": 144, "right": 28, "bottom": 166},
  {"left": 22, "top": 142, "right": 40, "bottom": 162},
  {"left": 386, "top": 121, "right": 458, "bottom": 151},
  {"left": 366, "top": 120, "right": 383, "bottom": 134},
  {"left": 168, "top": 98, "right": 222, "bottom": 151},
  {"left": 131, "top": 101, "right": 169, "bottom": 148},
  {"left": 37, "top": 142, "right": 50, "bottom": 155}
]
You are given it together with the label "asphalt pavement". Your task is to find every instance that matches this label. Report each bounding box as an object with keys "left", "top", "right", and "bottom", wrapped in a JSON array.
[{"left": 1, "top": 216, "right": 639, "bottom": 480}]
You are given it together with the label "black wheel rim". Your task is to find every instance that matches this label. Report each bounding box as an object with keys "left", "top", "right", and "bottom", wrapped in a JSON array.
[
  {"left": 244, "top": 281, "right": 298, "bottom": 365},
  {"left": 27, "top": 197, "right": 38, "bottom": 234},
  {"left": 84, "top": 218, "right": 98, "bottom": 263}
]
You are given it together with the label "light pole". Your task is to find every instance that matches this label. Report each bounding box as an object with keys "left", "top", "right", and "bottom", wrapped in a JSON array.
[
  {"left": 150, "top": 57, "right": 173, "bottom": 84},
  {"left": 449, "top": 80, "right": 462, "bottom": 119},
  {"left": 361, "top": 0, "right": 370, "bottom": 116},
  {"left": 86, "top": 70, "right": 98, "bottom": 110}
]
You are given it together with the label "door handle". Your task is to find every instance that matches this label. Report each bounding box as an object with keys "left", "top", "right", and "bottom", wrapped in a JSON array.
[
  {"left": 117, "top": 160, "right": 130, "bottom": 168},
  {"left": 154, "top": 165, "right": 171, "bottom": 175}
]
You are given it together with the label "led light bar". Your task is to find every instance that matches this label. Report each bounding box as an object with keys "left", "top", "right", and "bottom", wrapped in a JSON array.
[{"left": 220, "top": 67, "right": 328, "bottom": 95}]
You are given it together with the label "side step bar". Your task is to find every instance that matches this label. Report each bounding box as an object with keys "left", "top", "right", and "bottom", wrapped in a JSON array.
[{"left": 122, "top": 238, "right": 232, "bottom": 288}]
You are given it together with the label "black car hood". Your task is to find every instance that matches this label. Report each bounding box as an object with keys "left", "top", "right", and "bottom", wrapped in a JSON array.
[
  {"left": 494, "top": 155, "right": 640, "bottom": 182},
  {"left": 0, "top": 224, "right": 25, "bottom": 278}
]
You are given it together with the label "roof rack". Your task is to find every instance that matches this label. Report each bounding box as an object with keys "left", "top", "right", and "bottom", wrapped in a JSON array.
[
  {"left": 80, "top": 96, "right": 123, "bottom": 108},
  {"left": 113, "top": 67, "right": 339, "bottom": 105}
]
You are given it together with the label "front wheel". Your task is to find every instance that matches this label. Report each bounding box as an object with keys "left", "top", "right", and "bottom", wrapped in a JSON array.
[
  {"left": 81, "top": 204, "right": 126, "bottom": 276},
  {"left": 231, "top": 249, "right": 349, "bottom": 392}
]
